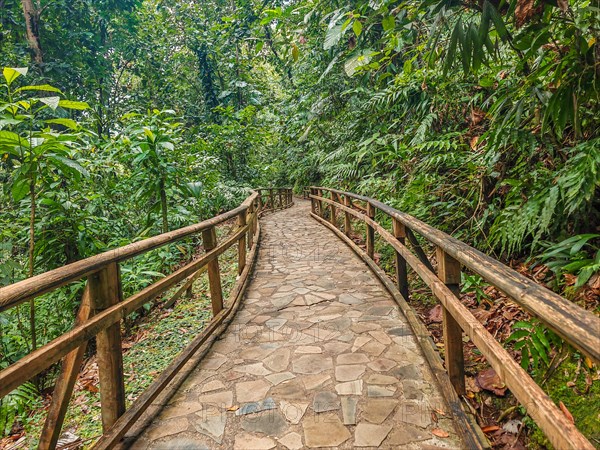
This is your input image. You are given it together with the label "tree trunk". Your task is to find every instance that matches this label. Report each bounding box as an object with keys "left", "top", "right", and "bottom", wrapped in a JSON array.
[
  {"left": 21, "top": 0, "right": 43, "bottom": 64},
  {"left": 28, "top": 178, "right": 37, "bottom": 351}
]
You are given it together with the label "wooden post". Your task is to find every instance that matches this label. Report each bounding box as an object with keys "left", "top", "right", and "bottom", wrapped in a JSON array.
[
  {"left": 317, "top": 189, "right": 324, "bottom": 218},
  {"left": 278, "top": 189, "right": 283, "bottom": 208},
  {"left": 392, "top": 219, "right": 409, "bottom": 300},
  {"left": 269, "top": 189, "right": 275, "bottom": 210},
  {"left": 436, "top": 247, "right": 466, "bottom": 395},
  {"left": 329, "top": 193, "right": 337, "bottom": 227},
  {"left": 258, "top": 189, "right": 263, "bottom": 211},
  {"left": 344, "top": 196, "right": 352, "bottom": 237},
  {"left": 202, "top": 226, "right": 223, "bottom": 315},
  {"left": 89, "top": 263, "right": 126, "bottom": 431},
  {"left": 310, "top": 188, "right": 316, "bottom": 214},
  {"left": 247, "top": 204, "right": 254, "bottom": 250},
  {"left": 39, "top": 286, "right": 92, "bottom": 450},
  {"left": 238, "top": 210, "right": 247, "bottom": 275},
  {"left": 366, "top": 202, "right": 375, "bottom": 259}
]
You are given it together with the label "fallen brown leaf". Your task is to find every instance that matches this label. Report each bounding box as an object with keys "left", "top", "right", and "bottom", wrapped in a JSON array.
[
  {"left": 559, "top": 401, "right": 574, "bottom": 424},
  {"left": 476, "top": 368, "right": 507, "bottom": 396},
  {"left": 428, "top": 304, "right": 443, "bottom": 323},
  {"left": 432, "top": 428, "right": 449, "bottom": 438}
]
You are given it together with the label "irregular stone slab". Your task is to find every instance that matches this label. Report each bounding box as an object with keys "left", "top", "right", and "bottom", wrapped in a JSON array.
[
  {"left": 269, "top": 378, "right": 306, "bottom": 400},
  {"left": 280, "top": 400, "right": 309, "bottom": 424},
  {"left": 335, "top": 380, "right": 363, "bottom": 395},
  {"left": 193, "top": 411, "right": 226, "bottom": 443},
  {"left": 339, "top": 293, "right": 362, "bottom": 305},
  {"left": 337, "top": 353, "right": 369, "bottom": 365},
  {"left": 350, "top": 323, "right": 380, "bottom": 333},
  {"left": 385, "top": 424, "right": 431, "bottom": 445},
  {"left": 146, "top": 417, "right": 189, "bottom": 440},
  {"left": 301, "top": 373, "right": 331, "bottom": 391},
  {"left": 395, "top": 401, "right": 432, "bottom": 429},
  {"left": 200, "top": 354, "right": 228, "bottom": 371},
  {"left": 354, "top": 423, "right": 393, "bottom": 447},
  {"left": 365, "top": 373, "right": 399, "bottom": 385},
  {"left": 363, "top": 399, "right": 398, "bottom": 424},
  {"left": 158, "top": 402, "right": 202, "bottom": 420},
  {"left": 198, "top": 390, "right": 233, "bottom": 409},
  {"left": 391, "top": 364, "right": 421, "bottom": 380},
  {"left": 236, "top": 379, "right": 271, "bottom": 403},
  {"left": 200, "top": 380, "right": 226, "bottom": 393},
  {"left": 313, "top": 391, "right": 340, "bottom": 412},
  {"left": 150, "top": 438, "right": 209, "bottom": 450},
  {"left": 303, "top": 414, "right": 351, "bottom": 448},
  {"left": 388, "top": 326, "right": 412, "bottom": 337},
  {"left": 233, "top": 432, "right": 276, "bottom": 450},
  {"left": 234, "top": 362, "right": 272, "bottom": 376},
  {"left": 241, "top": 410, "right": 288, "bottom": 436},
  {"left": 266, "top": 371, "right": 295, "bottom": 386},
  {"left": 295, "top": 345, "right": 322, "bottom": 354},
  {"left": 279, "top": 432, "right": 303, "bottom": 450},
  {"left": 341, "top": 397, "right": 358, "bottom": 425},
  {"left": 263, "top": 348, "right": 291, "bottom": 372},
  {"left": 351, "top": 335, "right": 372, "bottom": 352},
  {"left": 369, "top": 330, "right": 392, "bottom": 345},
  {"left": 361, "top": 340, "right": 387, "bottom": 356},
  {"left": 235, "top": 397, "right": 277, "bottom": 416},
  {"left": 292, "top": 354, "right": 333, "bottom": 374},
  {"left": 367, "top": 358, "right": 397, "bottom": 372},
  {"left": 322, "top": 341, "right": 351, "bottom": 354},
  {"left": 367, "top": 385, "right": 397, "bottom": 397},
  {"left": 335, "top": 364, "right": 366, "bottom": 382}
]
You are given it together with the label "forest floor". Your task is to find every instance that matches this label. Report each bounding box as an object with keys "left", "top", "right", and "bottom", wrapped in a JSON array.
[{"left": 1, "top": 223, "right": 240, "bottom": 450}]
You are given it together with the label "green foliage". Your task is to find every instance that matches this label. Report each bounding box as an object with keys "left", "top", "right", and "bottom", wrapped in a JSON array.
[
  {"left": 506, "top": 320, "right": 560, "bottom": 374},
  {"left": 0, "top": 382, "right": 38, "bottom": 435},
  {"left": 539, "top": 234, "right": 600, "bottom": 288},
  {"left": 461, "top": 273, "right": 489, "bottom": 305}
]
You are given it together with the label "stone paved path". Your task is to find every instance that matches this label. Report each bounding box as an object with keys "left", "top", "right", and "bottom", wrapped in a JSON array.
[{"left": 132, "top": 200, "right": 462, "bottom": 449}]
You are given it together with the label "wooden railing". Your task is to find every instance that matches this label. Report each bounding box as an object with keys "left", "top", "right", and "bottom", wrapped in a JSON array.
[
  {"left": 309, "top": 187, "right": 599, "bottom": 450},
  {"left": 0, "top": 187, "right": 293, "bottom": 449},
  {"left": 256, "top": 187, "right": 293, "bottom": 213}
]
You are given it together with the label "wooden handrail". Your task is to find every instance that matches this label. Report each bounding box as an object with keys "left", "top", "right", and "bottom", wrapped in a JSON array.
[
  {"left": 0, "top": 187, "right": 292, "bottom": 449},
  {"left": 309, "top": 186, "right": 598, "bottom": 450},
  {"left": 0, "top": 193, "right": 259, "bottom": 312}
]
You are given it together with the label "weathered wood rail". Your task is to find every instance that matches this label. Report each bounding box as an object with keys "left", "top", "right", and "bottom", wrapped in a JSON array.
[
  {"left": 0, "top": 188, "right": 292, "bottom": 449},
  {"left": 308, "top": 186, "right": 599, "bottom": 450}
]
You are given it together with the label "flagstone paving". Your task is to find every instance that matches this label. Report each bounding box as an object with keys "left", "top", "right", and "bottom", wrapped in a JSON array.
[{"left": 131, "top": 200, "right": 462, "bottom": 449}]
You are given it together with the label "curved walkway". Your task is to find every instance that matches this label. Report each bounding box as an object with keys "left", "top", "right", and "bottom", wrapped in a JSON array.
[{"left": 130, "top": 200, "right": 462, "bottom": 449}]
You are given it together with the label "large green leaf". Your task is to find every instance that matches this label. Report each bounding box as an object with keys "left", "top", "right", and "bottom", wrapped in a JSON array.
[
  {"left": 45, "top": 118, "right": 79, "bottom": 130},
  {"left": 3, "top": 67, "right": 28, "bottom": 86},
  {"left": 324, "top": 23, "right": 343, "bottom": 50},
  {"left": 49, "top": 155, "right": 89, "bottom": 178},
  {"left": 11, "top": 178, "right": 29, "bottom": 202},
  {"left": 39, "top": 97, "right": 60, "bottom": 110},
  {"left": 15, "top": 84, "right": 62, "bottom": 94},
  {"left": 344, "top": 50, "right": 373, "bottom": 76},
  {"left": 58, "top": 100, "right": 90, "bottom": 110},
  {"left": 0, "top": 130, "right": 28, "bottom": 150}
]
